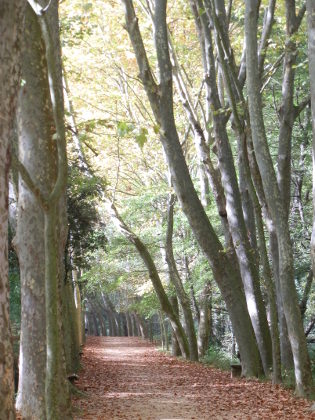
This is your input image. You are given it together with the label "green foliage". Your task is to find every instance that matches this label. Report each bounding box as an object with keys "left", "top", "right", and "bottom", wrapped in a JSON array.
[
  {"left": 117, "top": 121, "right": 134, "bottom": 137},
  {"left": 202, "top": 345, "right": 237, "bottom": 371},
  {"left": 67, "top": 166, "right": 107, "bottom": 269},
  {"left": 60, "top": 0, "right": 315, "bottom": 369},
  {"left": 9, "top": 271, "right": 21, "bottom": 327},
  {"left": 129, "top": 292, "right": 160, "bottom": 319},
  {"left": 135, "top": 127, "right": 148, "bottom": 149}
]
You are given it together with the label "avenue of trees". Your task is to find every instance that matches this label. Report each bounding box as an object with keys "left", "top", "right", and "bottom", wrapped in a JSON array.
[{"left": 1, "top": 0, "right": 315, "bottom": 417}]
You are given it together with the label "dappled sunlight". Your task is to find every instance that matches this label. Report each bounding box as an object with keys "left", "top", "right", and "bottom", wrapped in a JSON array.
[{"left": 72, "top": 337, "right": 314, "bottom": 419}]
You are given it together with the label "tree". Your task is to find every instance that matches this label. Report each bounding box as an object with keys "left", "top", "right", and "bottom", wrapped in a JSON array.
[
  {"left": 15, "top": 4, "right": 53, "bottom": 416},
  {"left": 0, "top": 2, "right": 24, "bottom": 418},
  {"left": 245, "top": 0, "right": 313, "bottom": 397},
  {"left": 121, "top": 0, "right": 262, "bottom": 377},
  {"left": 308, "top": 0, "right": 315, "bottom": 293},
  {"left": 14, "top": 1, "right": 72, "bottom": 417},
  {"left": 59, "top": 0, "right": 315, "bottom": 396},
  {"left": 105, "top": 198, "right": 190, "bottom": 359}
]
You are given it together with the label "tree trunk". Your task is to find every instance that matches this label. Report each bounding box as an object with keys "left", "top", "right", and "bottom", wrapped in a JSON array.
[
  {"left": 153, "top": 0, "right": 262, "bottom": 376},
  {"left": 134, "top": 313, "right": 147, "bottom": 339},
  {"left": 170, "top": 296, "right": 181, "bottom": 356},
  {"left": 126, "top": 311, "right": 133, "bottom": 336},
  {"left": 199, "top": 0, "right": 272, "bottom": 375},
  {"left": 45, "top": 204, "right": 71, "bottom": 418},
  {"left": 307, "top": 0, "right": 315, "bottom": 324},
  {"left": 0, "top": 2, "right": 24, "bottom": 418},
  {"left": 121, "top": 0, "right": 262, "bottom": 376},
  {"left": 73, "top": 270, "right": 83, "bottom": 346},
  {"left": 106, "top": 199, "right": 190, "bottom": 359},
  {"left": 15, "top": 2, "right": 72, "bottom": 416},
  {"left": 245, "top": 0, "right": 312, "bottom": 396},
  {"left": 15, "top": 4, "right": 52, "bottom": 417},
  {"left": 197, "top": 281, "right": 211, "bottom": 358},
  {"left": 62, "top": 280, "right": 80, "bottom": 373},
  {"left": 165, "top": 194, "right": 198, "bottom": 361}
]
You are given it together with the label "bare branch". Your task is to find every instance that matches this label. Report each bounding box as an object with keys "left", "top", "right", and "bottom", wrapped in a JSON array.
[
  {"left": 258, "top": 0, "right": 276, "bottom": 76},
  {"left": 120, "top": 0, "right": 160, "bottom": 122},
  {"left": 293, "top": 95, "right": 311, "bottom": 119}
]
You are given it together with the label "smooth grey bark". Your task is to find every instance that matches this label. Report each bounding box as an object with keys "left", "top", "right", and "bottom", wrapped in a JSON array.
[
  {"left": 121, "top": 0, "right": 261, "bottom": 377},
  {"left": 62, "top": 280, "right": 80, "bottom": 373},
  {"left": 197, "top": 281, "right": 211, "bottom": 358},
  {"left": 106, "top": 199, "right": 190, "bottom": 358},
  {"left": 15, "top": 5, "right": 52, "bottom": 417},
  {"left": 0, "top": 2, "right": 24, "bottom": 419},
  {"left": 160, "top": 232, "right": 182, "bottom": 356},
  {"left": 15, "top": 1, "right": 72, "bottom": 417},
  {"left": 204, "top": 0, "right": 272, "bottom": 375},
  {"left": 187, "top": 0, "right": 234, "bottom": 248},
  {"left": 72, "top": 270, "right": 84, "bottom": 346},
  {"left": 245, "top": 0, "right": 312, "bottom": 396},
  {"left": 184, "top": 257, "right": 200, "bottom": 324},
  {"left": 277, "top": 0, "right": 306, "bottom": 221},
  {"left": 169, "top": 296, "right": 181, "bottom": 356},
  {"left": 165, "top": 194, "right": 198, "bottom": 361},
  {"left": 274, "top": 0, "right": 308, "bottom": 374},
  {"left": 308, "top": 0, "right": 315, "bottom": 325},
  {"left": 159, "top": 312, "right": 167, "bottom": 350},
  {"left": 300, "top": 269, "right": 313, "bottom": 319},
  {"left": 203, "top": 3, "right": 280, "bottom": 381},
  {"left": 248, "top": 131, "right": 291, "bottom": 374}
]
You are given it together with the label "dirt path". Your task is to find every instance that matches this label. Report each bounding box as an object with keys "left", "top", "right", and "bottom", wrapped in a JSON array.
[{"left": 73, "top": 337, "right": 314, "bottom": 419}]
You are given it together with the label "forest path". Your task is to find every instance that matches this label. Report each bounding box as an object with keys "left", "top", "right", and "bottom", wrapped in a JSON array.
[{"left": 73, "top": 336, "right": 314, "bottom": 420}]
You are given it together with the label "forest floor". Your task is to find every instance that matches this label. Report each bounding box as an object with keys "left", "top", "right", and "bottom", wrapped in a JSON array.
[{"left": 72, "top": 336, "right": 315, "bottom": 420}]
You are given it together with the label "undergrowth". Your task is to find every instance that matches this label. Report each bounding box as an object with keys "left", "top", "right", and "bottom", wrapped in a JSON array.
[{"left": 201, "top": 345, "right": 238, "bottom": 371}]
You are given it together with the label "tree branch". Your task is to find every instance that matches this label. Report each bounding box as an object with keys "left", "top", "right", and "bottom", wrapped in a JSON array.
[
  {"left": 29, "top": 0, "right": 67, "bottom": 205},
  {"left": 11, "top": 152, "right": 48, "bottom": 210},
  {"left": 120, "top": 0, "right": 160, "bottom": 123},
  {"left": 293, "top": 95, "right": 311, "bottom": 119}
]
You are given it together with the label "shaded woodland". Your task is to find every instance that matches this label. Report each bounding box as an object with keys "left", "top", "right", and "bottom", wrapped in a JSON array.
[{"left": 1, "top": 0, "right": 315, "bottom": 418}]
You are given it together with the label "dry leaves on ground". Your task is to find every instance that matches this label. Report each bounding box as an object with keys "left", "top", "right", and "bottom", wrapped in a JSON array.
[{"left": 72, "top": 336, "right": 315, "bottom": 420}]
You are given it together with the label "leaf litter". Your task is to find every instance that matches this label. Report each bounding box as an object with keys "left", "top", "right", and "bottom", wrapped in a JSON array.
[{"left": 72, "top": 336, "right": 315, "bottom": 420}]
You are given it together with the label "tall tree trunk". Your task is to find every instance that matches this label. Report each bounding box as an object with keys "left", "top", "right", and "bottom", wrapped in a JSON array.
[
  {"left": 73, "top": 270, "right": 83, "bottom": 346},
  {"left": 126, "top": 311, "right": 133, "bottom": 336},
  {"left": 245, "top": 0, "right": 312, "bottom": 396},
  {"left": 307, "top": 0, "right": 315, "bottom": 318},
  {"left": 15, "top": 2, "right": 72, "bottom": 416},
  {"left": 201, "top": 0, "right": 272, "bottom": 375},
  {"left": 197, "top": 281, "right": 211, "bottom": 358},
  {"left": 155, "top": 0, "right": 262, "bottom": 376},
  {"left": 308, "top": 4, "right": 315, "bottom": 408},
  {"left": 270, "top": 229, "right": 293, "bottom": 371},
  {"left": 165, "top": 194, "right": 198, "bottom": 361},
  {"left": 0, "top": 2, "right": 24, "bottom": 418},
  {"left": 106, "top": 199, "right": 190, "bottom": 358},
  {"left": 169, "top": 296, "right": 181, "bottom": 356},
  {"left": 15, "top": 4, "right": 52, "bottom": 417},
  {"left": 134, "top": 313, "right": 147, "bottom": 339},
  {"left": 121, "top": 0, "right": 261, "bottom": 376}
]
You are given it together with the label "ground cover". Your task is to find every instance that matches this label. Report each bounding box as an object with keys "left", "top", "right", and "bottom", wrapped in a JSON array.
[{"left": 72, "top": 337, "right": 315, "bottom": 419}]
